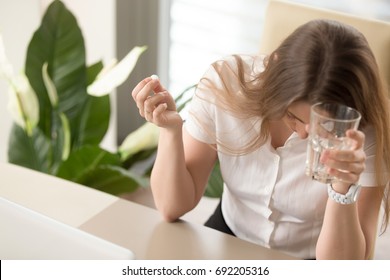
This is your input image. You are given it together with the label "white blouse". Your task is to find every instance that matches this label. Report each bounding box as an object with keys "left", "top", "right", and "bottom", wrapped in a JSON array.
[{"left": 185, "top": 54, "right": 378, "bottom": 259}]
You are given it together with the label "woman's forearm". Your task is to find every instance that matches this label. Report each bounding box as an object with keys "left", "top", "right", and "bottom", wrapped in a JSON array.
[
  {"left": 151, "top": 125, "right": 198, "bottom": 222},
  {"left": 316, "top": 200, "right": 366, "bottom": 259}
]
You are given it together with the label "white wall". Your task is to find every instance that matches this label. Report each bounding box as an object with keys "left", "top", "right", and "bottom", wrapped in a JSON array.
[{"left": 0, "top": 0, "right": 116, "bottom": 163}]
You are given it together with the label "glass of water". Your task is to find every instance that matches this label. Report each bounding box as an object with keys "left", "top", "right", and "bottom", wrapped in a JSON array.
[{"left": 305, "top": 102, "right": 361, "bottom": 183}]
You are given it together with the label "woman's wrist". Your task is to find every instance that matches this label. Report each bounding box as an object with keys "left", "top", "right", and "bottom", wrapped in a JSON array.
[
  {"left": 159, "top": 120, "right": 183, "bottom": 140},
  {"left": 327, "top": 183, "right": 362, "bottom": 205},
  {"left": 330, "top": 181, "right": 352, "bottom": 194}
]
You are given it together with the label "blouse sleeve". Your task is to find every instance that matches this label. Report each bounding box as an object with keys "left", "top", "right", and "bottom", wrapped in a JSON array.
[
  {"left": 184, "top": 63, "right": 221, "bottom": 144},
  {"left": 184, "top": 55, "right": 265, "bottom": 147}
]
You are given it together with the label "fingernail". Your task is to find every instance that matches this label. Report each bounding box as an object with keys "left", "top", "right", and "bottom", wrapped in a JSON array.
[{"left": 150, "top": 74, "right": 159, "bottom": 80}]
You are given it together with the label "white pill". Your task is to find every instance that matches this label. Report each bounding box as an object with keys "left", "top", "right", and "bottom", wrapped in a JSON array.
[{"left": 150, "top": 74, "right": 159, "bottom": 80}]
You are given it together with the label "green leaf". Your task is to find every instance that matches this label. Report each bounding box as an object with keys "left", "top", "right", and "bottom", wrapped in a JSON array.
[
  {"left": 66, "top": 61, "right": 110, "bottom": 147},
  {"left": 175, "top": 84, "right": 196, "bottom": 112},
  {"left": 75, "top": 95, "right": 110, "bottom": 147},
  {"left": 56, "top": 145, "right": 148, "bottom": 195},
  {"left": 46, "top": 107, "right": 69, "bottom": 174},
  {"left": 87, "top": 61, "right": 104, "bottom": 86},
  {"left": 78, "top": 165, "right": 148, "bottom": 195},
  {"left": 8, "top": 124, "right": 50, "bottom": 173},
  {"left": 25, "top": 0, "right": 87, "bottom": 147},
  {"left": 204, "top": 161, "right": 224, "bottom": 198},
  {"left": 122, "top": 148, "right": 156, "bottom": 171},
  {"left": 56, "top": 145, "right": 120, "bottom": 182}
]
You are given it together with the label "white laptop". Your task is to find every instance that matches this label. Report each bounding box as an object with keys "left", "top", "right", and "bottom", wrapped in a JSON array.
[{"left": 0, "top": 196, "right": 135, "bottom": 260}]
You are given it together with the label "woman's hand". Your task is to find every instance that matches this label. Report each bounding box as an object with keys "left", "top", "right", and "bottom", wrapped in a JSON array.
[
  {"left": 131, "top": 76, "right": 183, "bottom": 128},
  {"left": 320, "top": 129, "right": 366, "bottom": 193}
]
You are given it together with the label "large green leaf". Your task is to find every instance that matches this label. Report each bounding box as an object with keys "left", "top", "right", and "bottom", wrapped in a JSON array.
[
  {"left": 56, "top": 145, "right": 147, "bottom": 195},
  {"left": 86, "top": 61, "right": 104, "bottom": 86},
  {"left": 122, "top": 148, "right": 156, "bottom": 170},
  {"left": 77, "top": 165, "right": 148, "bottom": 195},
  {"left": 175, "top": 84, "right": 196, "bottom": 112},
  {"left": 56, "top": 145, "right": 120, "bottom": 182},
  {"left": 75, "top": 94, "right": 110, "bottom": 147},
  {"left": 8, "top": 124, "right": 50, "bottom": 173},
  {"left": 204, "top": 161, "right": 224, "bottom": 198},
  {"left": 72, "top": 61, "right": 110, "bottom": 147},
  {"left": 25, "top": 0, "right": 87, "bottom": 146}
]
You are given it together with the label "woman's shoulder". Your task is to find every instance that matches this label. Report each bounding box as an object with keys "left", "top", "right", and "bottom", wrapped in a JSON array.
[
  {"left": 212, "top": 54, "right": 267, "bottom": 73},
  {"left": 194, "top": 53, "right": 267, "bottom": 110},
  {"left": 200, "top": 54, "right": 266, "bottom": 88}
]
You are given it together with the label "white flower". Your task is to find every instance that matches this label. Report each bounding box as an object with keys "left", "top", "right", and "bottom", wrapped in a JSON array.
[
  {"left": 119, "top": 122, "right": 159, "bottom": 160},
  {"left": 42, "top": 62, "right": 58, "bottom": 107},
  {"left": 7, "top": 74, "right": 39, "bottom": 135},
  {"left": 0, "top": 33, "right": 14, "bottom": 80},
  {"left": 87, "top": 45, "right": 147, "bottom": 96},
  {"left": 1, "top": 33, "right": 39, "bottom": 135}
]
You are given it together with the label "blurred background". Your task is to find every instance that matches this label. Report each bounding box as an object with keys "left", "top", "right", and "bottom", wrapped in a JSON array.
[{"left": 1, "top": 0, "right": 389, "bottom": 163}]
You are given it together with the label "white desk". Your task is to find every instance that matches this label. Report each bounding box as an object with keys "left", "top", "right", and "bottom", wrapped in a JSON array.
[
  {"left": 0, "top": 162, "right": 118, "bottom": 228},
  {"left": 0, "top": 162, "right": 296, "bottom": 259}
]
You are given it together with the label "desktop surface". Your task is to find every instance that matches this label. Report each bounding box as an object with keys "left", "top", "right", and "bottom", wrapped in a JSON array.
[
  {"left": 80, "top": 199, "right": 297, "bottom": 260},
  {"left": 0, "top": 162, "right": 296, "bottom": 260}
]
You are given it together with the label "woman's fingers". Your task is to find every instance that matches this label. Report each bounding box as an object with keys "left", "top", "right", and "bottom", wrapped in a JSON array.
[
  {"left": 131, "top": 76, "right": 167, "bottom": 98},
  {"left": 320, "top": 129, "right": 366, "bottom": 184},
  {"left": 346, "top": 129, "right": 365, "bottom": 150},
  {"left": 132, "top": 77, "right": 148, "bottom": 98},
  {"left": 144, "top": 91, "right": 165, "bottom": 110},
  {"left": 327, "top": 168, "right": 361, "bottom": 184},
  {"left": 130, "top": 76, "right": 181, "bottom": 128},
  {"left": 325, "top": 155, "right": 365, "bottom": 175},
  {"left": 132, "top": 78, "right": 153, "bottom": 117},
  {"left": 132, "top": 77, "right": 168, "bottom": 117},
  {"left": 145, "top": 103, "right": 168, "bottom": 124}
]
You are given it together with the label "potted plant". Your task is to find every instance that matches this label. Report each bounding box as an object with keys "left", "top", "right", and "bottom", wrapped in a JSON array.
[{"left": 1, "top": 0, "right": 223, "bottom": 198}]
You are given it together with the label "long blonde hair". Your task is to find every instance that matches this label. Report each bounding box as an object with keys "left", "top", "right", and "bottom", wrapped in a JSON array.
[{"left": 196, "top": 19, "right": 390, "bottom": 231}]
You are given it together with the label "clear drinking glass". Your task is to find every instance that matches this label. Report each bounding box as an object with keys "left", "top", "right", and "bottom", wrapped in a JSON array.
[{"left": 305, "top": 102, "right": 361, "bottom": 183}]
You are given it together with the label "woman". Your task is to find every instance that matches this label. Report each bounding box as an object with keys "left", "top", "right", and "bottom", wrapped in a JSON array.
[{"left": 131, "top": 19, "right": 390, "bottom": 259}]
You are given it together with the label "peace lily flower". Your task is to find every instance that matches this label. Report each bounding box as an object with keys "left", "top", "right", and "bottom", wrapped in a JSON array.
[
  {"left": 1, "top": 33, "right": 40, "bottom": 137},
  {"left": 0, "top": 34, "right": 13, "bottom": 80},
  {"left": 119, "top": 121, "right": 159, "bottom": 161},
  {"left": 6, "top": 74, "right": 39, "bottom": 136},
  {"left": 87, "top": 45, "right": 147, "bottom": 96},
  {"left": 42, "top": 62, "right": 70, "bottom": 160},
  {"left": 42, "top": 62, "right": 59, "bottom": 107}
]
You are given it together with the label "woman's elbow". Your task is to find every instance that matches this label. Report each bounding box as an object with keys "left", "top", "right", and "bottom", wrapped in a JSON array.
[
  {"left": 155, "top": 202, "right": 182, "bottom": 223},
  {"left": 160, "top": 210, "right": 180, "bottom": 223}
]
